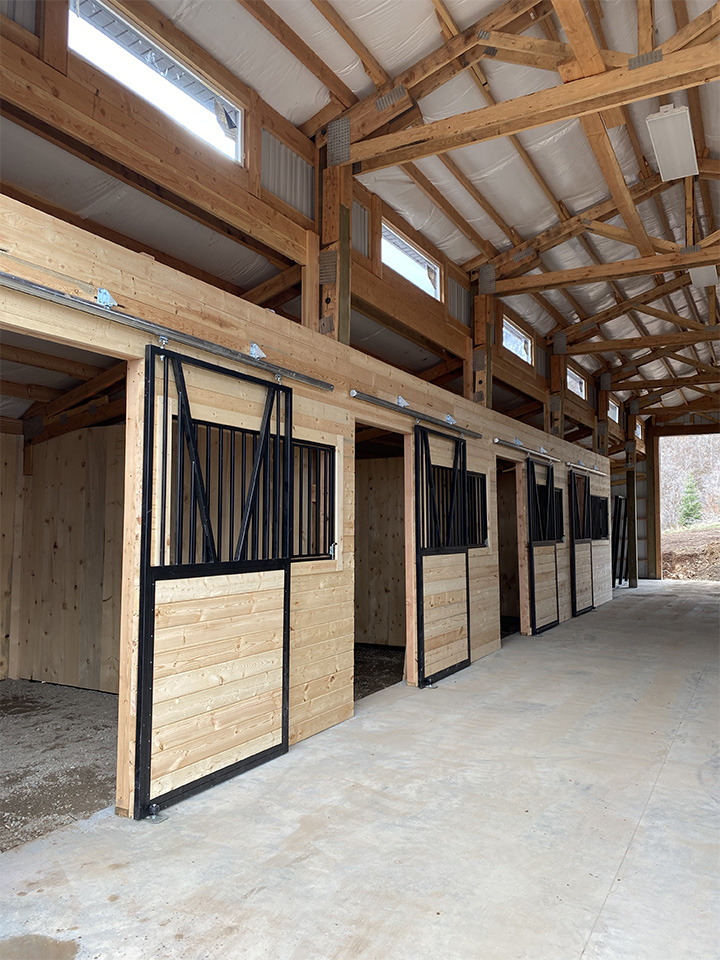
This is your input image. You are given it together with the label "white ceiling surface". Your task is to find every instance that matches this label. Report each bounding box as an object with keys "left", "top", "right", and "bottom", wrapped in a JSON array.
[
  {"left": 147, "top": 0, "right": 719, "bottom": 405},
  {"left": 0, "top": 121, "right": 279, "bottom": 291}
]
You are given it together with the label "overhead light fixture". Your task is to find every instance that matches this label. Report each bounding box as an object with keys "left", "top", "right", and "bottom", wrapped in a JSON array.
[
  {"left": 645, "top": 105, "right": 698, "bottom": 181},
  {"left": 689, "top": 265, "right": 718, "bottom": 288}
]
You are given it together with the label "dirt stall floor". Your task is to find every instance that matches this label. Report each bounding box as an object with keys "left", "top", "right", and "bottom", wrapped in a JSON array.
[
  {"left": 354, "top": 643, "right": 405, "bottom": 700},
  {"left": 662, "top": 526, "right": 720, "bottom": 581},
  {"left": 0, "top": 679, "right": 117, "bottom": 852}
]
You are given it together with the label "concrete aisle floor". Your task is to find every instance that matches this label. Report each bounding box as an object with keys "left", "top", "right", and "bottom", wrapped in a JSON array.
[{"left": 1, "top": 580, "right": 718, "bottom": 960}]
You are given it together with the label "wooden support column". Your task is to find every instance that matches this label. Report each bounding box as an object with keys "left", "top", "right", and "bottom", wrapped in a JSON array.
[
  {"left": 321, "top": 165, "right": 352, "bottom": 343},
  {"left": 38, "top": 0, "right": 69, "bottom": 75},
  {"left": 472, "top": 294, "right": 493, "bottom": 406},
  {"left": 301, "top": 230, "right": 320, "bottom": 332},
  {"left": 596, "top": 374, "right": 611, "bottom": 457},
  {"left": 547, "top": 354, "right": 566, "bottom": 440},
  {"left": 626, "top": 412, "right": 639, "bottom": 589},
  {"left": 646, "top": 432, "right": 662, "bottom": 580}
]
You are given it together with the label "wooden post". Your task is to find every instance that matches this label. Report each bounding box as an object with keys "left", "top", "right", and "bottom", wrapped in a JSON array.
[
  {"left": 321, "top": 165, "right": 352, "bottom": 343},
  {"left": 626, "top": 412, "right": 639, "bottom": 589},
  {"left": 646, "top": 433, "right": 662, "bottom": 579},
  {"left": 301, "top": 230, "right": 320, "bottom": 332},
  {"left": 515, "top": 460, "right": 531, "bottom": 635},
  {"left": 472, "top": 294, "right": 493, "bottom": 406},
  {"left": 548, "top": 354, "right": 566, "bottom": 440},
  {"left": 403, "top": 432, "right": 418, "bottom": 686},
  {"left": 596, "top": 387, "right": 610, "bottom": 457},
  {"left": 38, "top": 0, "right": 69, "bottom": 75}
]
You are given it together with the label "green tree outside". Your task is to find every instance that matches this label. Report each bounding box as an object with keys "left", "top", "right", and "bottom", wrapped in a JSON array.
[{"left": 679, "top": 474, "right": 703, "bottom": 527}]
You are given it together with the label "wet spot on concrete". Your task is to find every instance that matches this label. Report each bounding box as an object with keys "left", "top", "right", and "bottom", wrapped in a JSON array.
[{"left": 0, "top": 935, "right": 78, "bottom": 959}]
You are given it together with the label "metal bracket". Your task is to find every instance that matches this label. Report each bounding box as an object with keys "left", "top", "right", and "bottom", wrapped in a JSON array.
[
  {"left": 628, "top": 49, "right": 662, "bottom": 69},
  {"left": 477, "top": 264, "right": 496, "bottom": 294},
  {"left": 554, "top": 332, "right": 567, "bottom": 355},
  {"left": 375, "top": 84, "right": 406, "bottom": 113},
  {"left": 327, "top": 116, "right": 351, "bottom": 166}
]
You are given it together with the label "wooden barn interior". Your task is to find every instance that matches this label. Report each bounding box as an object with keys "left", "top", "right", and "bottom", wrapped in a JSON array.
[{"left": 0, "top": 0, "right": 718, "bottom": 956}]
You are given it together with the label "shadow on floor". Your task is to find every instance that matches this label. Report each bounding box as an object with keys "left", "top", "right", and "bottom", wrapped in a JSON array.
[
  {"left": 0, "top": 679, "right": 117, "bottom": 851},
  {"left": 354, "top": 643, "right": 405, "bottom": 701}
]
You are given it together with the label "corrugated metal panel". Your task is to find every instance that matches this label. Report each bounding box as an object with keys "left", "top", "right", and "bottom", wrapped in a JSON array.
[
  {"left": 447, "top": 277, "right": 471, "bottom": 328},
  {"left": 352, "top": 202, "right": 369, "bottom": 257},
  {"left": 1, "top": 0, "right": 36, "bottom": 31},
  {"left": 261, "top": 130, "right": 314, "bottom": 220},
  {"left": 535, "top": 345, "right": 549, "bottom": 380}
]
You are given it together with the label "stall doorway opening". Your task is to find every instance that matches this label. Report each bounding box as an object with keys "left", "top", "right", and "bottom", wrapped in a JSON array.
[
  {"left": 0, "top": 331, "right": 126, "bottom": 849},
  {"left": 496, "top": 458, "right": 521, "bottom": 638},
  {"left": 354, "top": 424, "right": 406, "bottom": 700}
]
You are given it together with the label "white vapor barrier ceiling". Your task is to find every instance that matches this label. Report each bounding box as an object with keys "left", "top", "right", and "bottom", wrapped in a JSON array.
[
  {"left": 260, "top": 130, "right": 315, "bottom": 220},
  {"left": 0, "top": 121, "right": 279, "bottom": 290}
]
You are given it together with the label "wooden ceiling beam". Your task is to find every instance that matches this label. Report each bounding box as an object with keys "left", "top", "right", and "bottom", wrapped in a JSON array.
[
  {"left": 584, "top": 219, "right": 679, "bottom": 254},
  {"left": 243, "top": 265, "right": 303, "bottom": 305},
  {"left": 315, "top": 0, "right": 544, "bottom": 146},
  {"left": 0, "top": 380, "right": 63, "bottom": 402},
  {"left": 308, "top": 0, "right": 390, "bottom": 88},
  {"left": 28, "top": 362, "right": 126, "bottom": 422},
  {"left": 645, "top": 399, "right": 720, "bottom": 417},
  {"left": 0, "top": 344, "right": 105, "bottom": 380},
  {"left": 698, "top": 158, "right": 720, "bottom": 180},
  {"left": 26, "top": 397, "right": 126, "bottom": 446},
  {"left": 493, "top": 247, "right": 719, "bottom": 295},
  {"left": 566, "top": 328, "right": 720, "bottom": 356},
  {"left": 346, "top": 42, "right": 719, "bottom": 171},
  {"left": 236, "top": 0, "right": 357, "bottom": 107},
  {"left": 613, "top": 373, "right": 720, "bottom": 390},
  {"left": 562, "top": 274, "right": 691, "bottom": 344}
]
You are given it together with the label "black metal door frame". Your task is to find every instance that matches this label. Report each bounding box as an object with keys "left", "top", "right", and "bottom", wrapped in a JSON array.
[
  {"left": 134, "top": 345, "right": 292, "bottom": 819},
  {"left": 611, "top": 495, "right": 628, "bottom": 587},
  {"left": 414, "top": 425, "right": 471, "bottom": 687},
  {"left": 569, "top": 469, "right": 594, "bottom": 617},
  {"left": 526, "top": 458, "right": 560, "bottom": 635}
]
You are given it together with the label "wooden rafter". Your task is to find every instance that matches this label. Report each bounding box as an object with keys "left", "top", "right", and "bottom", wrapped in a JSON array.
[
  {"left": 308, "top": 0, "right": 389, "bottom": 88},
  {"left": 565, "top": 328, "right": 720, "bottom": 356},
  {"left": 27, "top": 363, "right": 126, "bottom": 422},
  {"left": 0, "top": 344, "right": 104, "bottom": 380},
  {"left": 613, "top": 373, "right": 720, "bottom": 391},
  {"left": 236, "top": 0, "right": 357, "bottom": 107},
  {"left": 243, "top": 266, "right": 303, "bottom": 305},
  {"left": 0, "top": 380, "right": 63, "bottom": 402},
  {"left": 492, "top": 248, "right": 719, "bottom": 295},
  {"left": 344, "top": 42, "right": 719, "bottom": 171}
]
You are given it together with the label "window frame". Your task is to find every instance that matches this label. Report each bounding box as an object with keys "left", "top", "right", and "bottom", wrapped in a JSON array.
[
  {"left": 590, "top": 495, "right": 609, "bottom": 540},
  {"left": 380, "top": 220, "right": 442, "bottom": 301},
  {"left": 608, "top": 398, "right": 620, "bottom": 422},
  {"left": 567, "top": 366, "right": 587, "bottom": 400},
  {"left": 635, "top": 420, "right": 643, "bottom": 440},
  {"left": 501, "top": 315, "right": 534, "bottom": 367},
  {"left": 68, "top": 0, "right": 245, "bottom": 165}
]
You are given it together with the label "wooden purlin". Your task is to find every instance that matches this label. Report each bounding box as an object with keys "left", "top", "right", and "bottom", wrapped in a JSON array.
[{"left": 345, "top": 42, "right": 719, "bottom": 170}]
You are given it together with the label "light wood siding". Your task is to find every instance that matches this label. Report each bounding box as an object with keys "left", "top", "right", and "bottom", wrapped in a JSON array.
[
  {"left": 0, "top": 434, "right": 21, "bottom": 679},
  {"left": 422, "top": 552, "right": 468, "bottom": 676},
  {"left": 592, "top": 541, "right": 613, "bottom": 606},
  {"left": 150, "top": 570, "right": 285, "bottom": 799},
  {"left": 468, "top": 549, "right": 500, "bottom": 660},
  {"left": 355, "top": 457, "right": 405, "bottom": 647},
  {"left": 574, "top": 541, "right": 593, "bottom": 612},
  {"left": 532, "top": 544, "right": 558, "bottom": 629},
  {"left": 10, "top": 425, "right": 124, "bottom": 692}
]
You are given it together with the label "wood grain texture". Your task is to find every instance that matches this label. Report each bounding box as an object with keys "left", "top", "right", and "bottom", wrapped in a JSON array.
[
  {"left": 422, "top": 552, "right": 468, "bottom": 676},
  {"left": 0, "top": 434, "right": 21, "bottom": 679},
  {"left": 12, "top": 425, "right": 124, "bottom": 693},
  {"left": 354, "top": 457, "right": 406, "bottom": 647},
  {"left": 150, "top": 570, "right": 285, "bottom": 799}
]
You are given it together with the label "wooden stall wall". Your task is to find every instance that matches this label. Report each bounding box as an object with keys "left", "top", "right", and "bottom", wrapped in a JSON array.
[
  {"left": 533, "top": 544, "right": 558, "bottom": 631},
  {"left": 0, "top": 196, "right": 613, "bottom": 815},
  {"left": 590, "top": 477, "right": 613, "bottom": 607},
  {"left": 10, "top": 425, "right": 124, "bottom": 692},
  {"left": 354, "top": 457, "right": 406, "bottom": 647},
  {"left": 0, "top": 433, "right": 22, "bottom": 680},
  {"left": 467, "top": 440, "right": 500, "bottom": 661}
]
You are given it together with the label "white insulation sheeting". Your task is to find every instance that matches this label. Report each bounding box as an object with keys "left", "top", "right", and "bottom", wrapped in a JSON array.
[{"left": 0, "top": 120, "right": 279, "bottom": 291}]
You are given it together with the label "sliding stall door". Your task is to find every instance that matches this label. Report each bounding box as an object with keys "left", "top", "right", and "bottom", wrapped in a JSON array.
[
  {"left": 135, "top": 347, "right": 292, "bottom": 818},
  {"left": 569, "top": 470, "right": 594, "bottom": 616},
  {"left": 527, "top": 459, "right": 560, "bottom": 634},
  {"left": 415, "top": 427, "right": 471, "bottom": 687}
]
